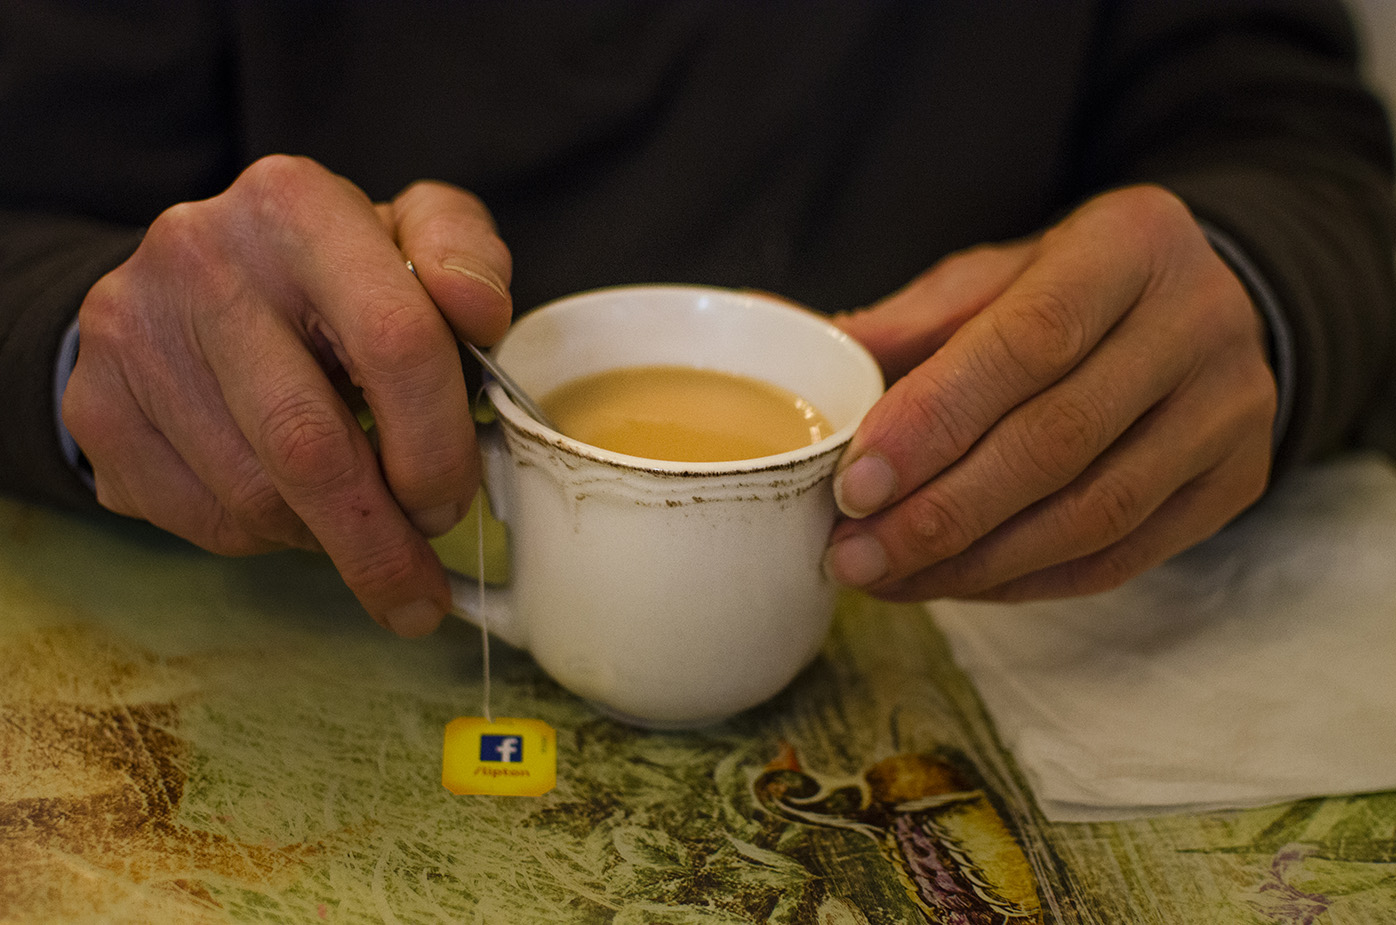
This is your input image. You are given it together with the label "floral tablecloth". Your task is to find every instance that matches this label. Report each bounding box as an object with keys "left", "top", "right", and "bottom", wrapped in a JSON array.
[{"left": 3, "top": 497, "right": 1393, "bottom": 923}]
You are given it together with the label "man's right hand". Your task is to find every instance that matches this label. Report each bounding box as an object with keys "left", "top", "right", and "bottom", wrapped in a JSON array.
[{"left": 63, "top": 155, "right": 513, "bottom": 637}]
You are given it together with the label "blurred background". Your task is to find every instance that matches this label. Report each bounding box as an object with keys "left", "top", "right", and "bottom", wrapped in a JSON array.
[{"left": 1351, "top": 0, "right": 1396, "bottom": 154}]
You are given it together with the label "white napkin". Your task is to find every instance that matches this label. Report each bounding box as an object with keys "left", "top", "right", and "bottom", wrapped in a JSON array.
[{"left": 929, "top": 452, "right": 1396, "bottom": 822}]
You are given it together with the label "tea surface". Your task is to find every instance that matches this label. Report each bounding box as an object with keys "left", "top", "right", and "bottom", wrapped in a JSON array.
[{"left": 540, "top": 365, "right": 832, "bottom": 461}]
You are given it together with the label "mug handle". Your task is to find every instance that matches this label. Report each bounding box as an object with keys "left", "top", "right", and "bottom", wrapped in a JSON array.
[{"left": 446, "top": 422, "right": 529, "bottom": 649}]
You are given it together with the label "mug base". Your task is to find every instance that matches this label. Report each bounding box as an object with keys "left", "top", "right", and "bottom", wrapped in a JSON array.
[{"left": 589, "top": 701, "right": 735, "bottom": 731}]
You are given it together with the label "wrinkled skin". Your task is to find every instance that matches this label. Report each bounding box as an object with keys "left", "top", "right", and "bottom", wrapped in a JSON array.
[
  {"left": 65, "top": 165, "right": 1275, "bottom": 635},
  {"left": 64, "top": 155, "right": 512, "bottom": 636},
  {"left": 826, "top": 184, "right": 1276, "bottom": 602}
]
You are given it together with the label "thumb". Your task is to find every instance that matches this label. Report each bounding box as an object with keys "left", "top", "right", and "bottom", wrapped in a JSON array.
[
  {"left": 391, "top": 180, "right": 514, "bottom": 347},
  {"left": 835, "top": 240, "right": 1036, "bottom": 383}
]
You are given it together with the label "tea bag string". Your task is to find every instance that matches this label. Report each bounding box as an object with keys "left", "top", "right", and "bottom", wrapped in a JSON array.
[
  {"left": 410, "top": 251, "right": 499, "bottom": 725},
  {"left": 471, "top": 378, "right": 493, "bottom": 724},
  {"left": 477, "top": 493, "right": 492, "bottom": 724}
]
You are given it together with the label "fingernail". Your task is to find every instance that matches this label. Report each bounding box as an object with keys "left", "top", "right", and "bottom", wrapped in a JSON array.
[
  {"left": 834, "top": 453, "right": 897, "bottom": 518},
  {"left": 410, "top": 502, "right": 463, "bottom": 538},
  {"left": 824, "top": 534, "right": 890, "bottom": 587},
  {"left": 442, "top": 258, "right": 509, "bottom": 301},
  {"left": 384, "top": 599, "right": 442, "bottom": 638}
]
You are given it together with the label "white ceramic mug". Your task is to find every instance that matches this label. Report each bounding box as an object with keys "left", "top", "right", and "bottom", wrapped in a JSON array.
[{"left": 449, "top": 285, "right": 883, "bottom": 728}]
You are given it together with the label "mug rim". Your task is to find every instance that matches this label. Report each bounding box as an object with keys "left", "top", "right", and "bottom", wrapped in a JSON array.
[{"left": 483, "top": 284, "right": 884, "bottom": 476}]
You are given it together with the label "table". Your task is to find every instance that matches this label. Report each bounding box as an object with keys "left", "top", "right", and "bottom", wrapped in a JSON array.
[{"left": 3, "top": 495, "right": 1393, "bottom": 923}]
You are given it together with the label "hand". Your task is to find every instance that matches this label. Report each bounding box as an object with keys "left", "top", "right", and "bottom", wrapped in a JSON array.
[
  {"left": 825, "top": 184, "right": 1277, "bottom": 601},
  {"left": 63, "top": 155, "right": 512, "bottom": 635}
]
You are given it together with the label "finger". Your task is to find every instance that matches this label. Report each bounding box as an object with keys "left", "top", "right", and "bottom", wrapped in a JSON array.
[
  {"left": 828, "top": 267, "right": 1203, "bottom": 588},
  {"left": 826, "top": 188, "right": 1275, "bottom": 597},
  {"left": 392, "top": 180, "right": 513, "bottom": 347},
  {"left": 824, "top": 322, "right": 1180, "bottom": 591},
  {"left": 832, "top": 199, "right": 1154, "bottom": 522},
  {"left": 207, "top": 156, "right": 459, "bottom": 633},
  {"left": 211, "top": 301, "right": 450, "bottom": 635},
  {"left": 147, "top": 385, "right": 322, "bottom": 552},
  {"left": 833, "top": 240, "right": 1035, "bottom": 383},
  {"left": 859, "top": 330, "right": 1274, "bottom": 601},
  {"left": 64, "top": 361, "right": 289, "bottom": 557},
  {"left": 69, "top": 263, "right": 315, "bottom": 552},
  {"left": 285, "top": 177, "right": 483, "bottom": 538},
  {"left": 967, "top": 446, "right": 1269, "bottom": 601},
  {"left": 309, "top": 263, "right": 476, "bottom": 536}
]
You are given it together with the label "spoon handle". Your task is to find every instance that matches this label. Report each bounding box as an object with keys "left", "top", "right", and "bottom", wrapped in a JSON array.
[
  {"left": 405, "top": 257, "right": 559, "bottom": 432},
  {"left": 464, "top": 341, "right": 560, "bottom": 432}
]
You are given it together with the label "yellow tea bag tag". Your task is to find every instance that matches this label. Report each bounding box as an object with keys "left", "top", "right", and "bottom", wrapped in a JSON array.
[
  {"left": 441, "top": 494, "right": 556, "bottom": 797},
  {"left": 442, "top": 717, "right": 557, "bottom": 797}
]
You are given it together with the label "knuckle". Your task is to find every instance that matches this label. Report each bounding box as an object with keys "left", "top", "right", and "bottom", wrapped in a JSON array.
[
  {"left": 235, "top": 154, "right": 345, "bottom": 241},
  {"left": 1239, "top": 374, "right": 1279, "bottom": 433},
  {"left": 204, "top": 517, "right": 274, "bottom": 558},
  {"left": 79, "top": 270, "right": 149, "bottom": 349},
  {"left": 895, "top": 487, "right": 982, "bottom": 564},
  {"left": 335, "top": 539, "right": 422, "bottom": 600},
  {"left": 1120, "top": 184, "right": 1190, "bottom": 237},
  {"left": 91, "top": 477, "right": 137, "bottom": 519},
  {"left": 225, "top": 462, "right": 299, "bottom": 537},
  {"left": 988, "top": 285, "right": 1089, "bottom": 385},
  {"left": 1087, "top": 184, "right": 1191, "bottom": 251},
  {"left": 148, "top": 197, "right": 209, "bottom": 244},
  {"left": 1012, "top": 387, "right": 1113, "bottom": 485},
  {"left": 1217, "top": 299, "right": 1269, "bottom": 358},
  {"left": 396, "top": 178, "right": 438, "bottom": 202},
  {"left": 889, "top": 368, "right": 989, "bottom": 465},
  {"left": 76, "top": 270, "right": 125, "bottom": 330},
  {"left": 357, "top": 297, "right": 443, "bottom": 375},
  {"left": 146, "top": 201, "right": 222, "bottom": 268},
  {"left": 59, "top": 377, "right": 103, "bottom": 448},
  {"left": 135, "top": 202, "right": 240, "bottom": 306},
  {"left": 257, "top": 389, "right": 358, "bottom": 494},
  {"left": 1073, "top": 544, "right": 1148, "bottom": 594},
  {"left": 1184, "top": 268, "right": 1258, "bottom": 343},
  {"left": 1067, "top": 468, "right": 1152, "bottom": 550},
  {"left": 239, "top": 153, "right": 323, "bottom": 202}
]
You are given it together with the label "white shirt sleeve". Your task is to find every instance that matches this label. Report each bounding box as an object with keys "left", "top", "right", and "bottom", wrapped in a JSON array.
[{"left": 52, "top": 316, "right": 95, "bottom": 490}]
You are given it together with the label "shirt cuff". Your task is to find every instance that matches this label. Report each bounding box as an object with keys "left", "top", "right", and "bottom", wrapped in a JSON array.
[
  {"left": 1200, "top": 221, "right": 1295, "bottom": 454},
  {"left": 53, "top": 316, "right": 95, "bottom": 490}
]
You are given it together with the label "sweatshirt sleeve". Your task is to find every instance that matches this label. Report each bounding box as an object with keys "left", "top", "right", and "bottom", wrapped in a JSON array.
[
  {"left": 1080, "top": 0, "right": 1396, "bottom": 471},
  {"left": 0, "top": 0, "right": 232, "bottom": 510},
  {"left": 0, "top": 213, "right": 142, "bottom": 511}
]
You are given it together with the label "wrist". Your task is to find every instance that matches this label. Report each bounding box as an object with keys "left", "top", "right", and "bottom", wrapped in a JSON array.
[{"left": 1199, "top": 220, "right": 1295, "bottom": 455}]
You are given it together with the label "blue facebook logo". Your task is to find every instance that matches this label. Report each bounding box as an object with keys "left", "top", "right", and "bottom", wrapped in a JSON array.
[{"left": 480, "top": 734, "right": 523, "bottom": 763}]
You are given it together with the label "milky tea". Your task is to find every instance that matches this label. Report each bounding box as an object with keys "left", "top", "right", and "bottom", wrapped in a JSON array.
[{"left": 540, "top": 364, "right": 833, "bottom": 462}]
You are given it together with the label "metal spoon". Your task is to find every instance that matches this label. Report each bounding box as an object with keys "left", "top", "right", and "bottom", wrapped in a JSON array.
[
  {"left": 405, "top": 258, "right": 559, "bottom": 431},
  {"left": 462, "top": 341, "right": 560, "bottom": 432}
]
